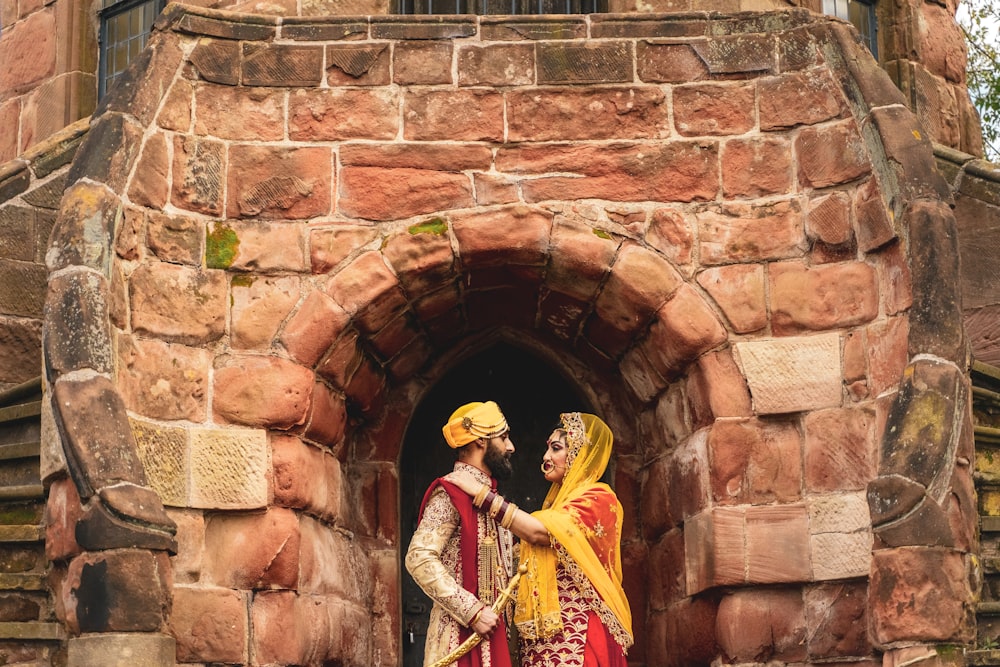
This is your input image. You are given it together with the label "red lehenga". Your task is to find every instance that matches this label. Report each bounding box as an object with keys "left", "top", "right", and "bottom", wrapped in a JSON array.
[{"left": 515, "top": 414, "right": 633, "bottom": 667}]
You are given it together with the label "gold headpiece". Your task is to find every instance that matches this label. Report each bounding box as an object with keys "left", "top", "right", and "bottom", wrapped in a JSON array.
[
  {"left": 443, "top": 401, "right": 508, "bottom": 449},
  {"left": 559, "top": 412, "right": 587, "bottom": 469}
]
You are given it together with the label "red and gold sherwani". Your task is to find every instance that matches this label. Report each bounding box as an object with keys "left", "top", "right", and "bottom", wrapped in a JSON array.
[{"left": 406, "top": 462, "right": 515, "bottom": 667}]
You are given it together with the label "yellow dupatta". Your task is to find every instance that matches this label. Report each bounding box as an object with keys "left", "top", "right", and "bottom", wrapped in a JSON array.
[{"left": 514, "top": 413, "right": 633, "bottom": 648}]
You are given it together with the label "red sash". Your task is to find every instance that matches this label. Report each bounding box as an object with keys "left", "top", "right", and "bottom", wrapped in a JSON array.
[{"left": 419, "top": 478, "right": 512, "bottom": 667}]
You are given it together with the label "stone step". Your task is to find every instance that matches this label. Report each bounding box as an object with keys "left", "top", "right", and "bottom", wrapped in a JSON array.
[
  {"left": 984, "top": 516, "right": 1000, "bottom": 533},
  {"left": 0, "top": 573, "right": 46, "bottom": 592},
  {"left": 0, "top": 524, "right": 43, "bottom": 542},
  {"left": 967, "top": 649, "right": 1000, "bottom": 666},
  {"left": 0, "top": 402, "right": 41, "bottom": 424},
  {"left": 0, "top": 621, "right": 65, "bottom": 641},
  {"left": 0, "top": 440, "right": 40, "bottom": 461},
  {"left": 0, "top": 485, "right": 44, "bottom": 501},
  {"left": 979, "top": 601, "right": 1000, "bottom": 616}
]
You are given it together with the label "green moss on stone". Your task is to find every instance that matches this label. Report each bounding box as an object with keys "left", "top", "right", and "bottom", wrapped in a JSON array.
[
  {"left": 593, "top": 229, "right": 611, "bottom": 240},
  {"left": 206, "top": 222, "right": 239, "bottom": 269},
  {"left": 231, "top": 274, "right": 254, "bottom": 288},
  {"left": 409, "top": 218, "right": 448, "bottom": 235}
]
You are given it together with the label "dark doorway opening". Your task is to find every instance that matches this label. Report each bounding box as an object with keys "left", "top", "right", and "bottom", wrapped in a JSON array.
[{"left": 399, "top": 341, "right": 589, "bottom": 666}]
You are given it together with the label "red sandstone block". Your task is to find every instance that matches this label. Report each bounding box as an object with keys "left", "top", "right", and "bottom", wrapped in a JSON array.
[
  {"left": 507, "top": 141, "right": 719, "bottom": 204},
  {"left": 696, "top": 263, "right": 767, "bottom": 334},
  {"left": 667, "top": 432, "right": 709, "bottom": 525},
  {"left": 648, "top": 531, "right": 685, "bottom": 610},
  {"left": 684, "top": 506, "right": 745, "bottom": 593},
  {"left": 339, "top": 166, "right": 473, "bottom": 221},
  {"left": 227, "top": 144, "right": 333, "bottom": 220},
  {"left": 595, "top": 242, "right": 683, "bottom": 333},
  {"left": 875, "top": 241, "right": 913, "bottom": 316},
  {"left": 696, "top": 199, "right": 807, "bottom": 264},
  {"left": 458, "top": 43, "right": 534, "bottom": 86},
  {"left": 394, "top": 41, "right": 453, "bottom": 85},
  {"left": 643, "top": 283, "right": 728, "bottom": 378},
  {"left": 146, "top": 210, "right": 203, "bottom": 267},
  {"left": 213, "top": 356, "right": 315, "bottom": 429},
  {"left": 0, "top": 100, "right": 18, "bottom": 164},
  {"left": 280, "top": 290, "right": 352, "bottom": 367},
  {"left": 536, "top": 41, "right": 632, "bottom": 84},
  {"left": 507, "top": 87, "right": 669, "bottom": 141},
  {"left": 309, "top": 225, "right": 379, "bottom": 274},
  {"left": 225, "top": 221, "right": 308, "bottom": 273},
  {"left": 64, "top": 550, "right": 172, "bottom": 633},
  {"left": 369, "top": 311, "right": 420, "bottom": 361},
  {"left": 721, "top": 136, "right": 793, "bottom": 198},
  {"left": 382, "top": 228, "right": 458, "bottom": 295},
  {"left": 251, "top": 591, "right": 305, "bottom": 664},
  {"left": 854, "top": 177, "right": 897, "bottom": 252},
  {"left": 116, "top": 334, "right": 209, "bottom": 422},
  {"left": 759, "top": 69, "right": 846, "bottom": 130},
  {"left": 403, "top": 89, "right": 504, "bottom": 141},
  {"left": 129, "top": 262, "right": 227, "bottom": 345},
  {"left": 305, "top": 381, "right": 348, "bottom": 448},
  {"left": 641, "top": 457, "right": 675, "bottom": 542},
  {"left": 709, "top": 418, "right": 802, "bottom": 505},
  {"left": 326, "top": 43, "right": 390, "bottom": 86},
  {"left": 194, "top": 84, "right": 283, "bottom": 141},
  {"left": 474, "top": 172, "right": 520, "bottom": 206},
  {"left": 0, "top": 10, "right": 55, "bottom": 94},
  {"left": 637, "top": 41, "right": 710, "bottom": 83},
  {"left": 170, "top": 586, "right": 248, "bottom": 664},
  {"left": 326, "top": 251, "right": 408, "bottom": 333},
  {"left": 345, "top": 353, "right": 388, "bottom": 417},
  {"left": 686, "top": 349, "right": 753, "bottom": 425},
  {"left": 171, "top": 135, "right": 225, "bottom": 216},
  {"left": 316, "top": 329, "right": 363, "bottom": 391},
  {"left": 804, "top": 407, "right": 876, "bottom": 493},
  {"left": 231, "top": 275, "right": 301, "bottom": 350},
  {"left": 546, "top": 218, "right": 619, "bottom": 301},
  {"left": 769, "top": 260, "right": 879, "bottom": 334},
  {"left": 243, "top": 43, "right": 322, "bottom": 87},
  {"left": 795, "top": 119, "right": 871, "bottom": 188},
  {"left": 865, "top": 315, "right": 910, "bottom": 397},
  {"left": 157, "top": 79, "right": 192, "bottom": 132},
  {"left": 289, "top": 88, "right": 399, "bottom": 141},
  {"left": 45, "top": 477, "right": 83, "bottom": 562},
  {"left": 204, "top": 509, "right": 301, "bottom": 590},
  {"left": 452, "top": 206, "right": 551, "bottom": 269},
  {"left": 128, "top": 132, "right": 170, "bottom": 209},
  {"left": 716, "top": 588, "right": 807, "bottom": 662},
  {"left": 745, "top": 504, "right": 811, "bottom": 584},
  {"left": 647, "top": 207, "right": 694, "bottom": 269},
  {"left": 271, "top": 434, "right": 341, "bottom": 521},
  {"left": 807, "top": 191, "right": 853, "bottom": 246},
  {"left": 673, "top": 82, "right": 755, "bottom": 136},
  {"left": 340, "top": 142, "right": 493, "bottom": 171}
]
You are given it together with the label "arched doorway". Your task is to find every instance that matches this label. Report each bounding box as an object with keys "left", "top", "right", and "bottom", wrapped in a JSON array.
[{"left": 399, "top": 341, "right": 591, "bottom": 665}]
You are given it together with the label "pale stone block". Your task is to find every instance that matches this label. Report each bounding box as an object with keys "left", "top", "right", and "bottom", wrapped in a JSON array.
[
  {"left": 810, "top": 531, "right": 872, "bottom": 580},
  {"left": 189, "top": 426, "right": 268, "bottom": 509},
  {"left": 39, "top": 391, "right": 68, "bottom": 483},
  {"left": 167, "top": 508, "right": 205, "bottom": 585},
  {"left": 684, "top": 506, "right": 746, "bottom": 594},
  {"left": 130, "top": 417, "right": 188, "bottom": 507},
  {"left": 734, "top": 333, "right": 842, "bottom": 414},
  {"left": 807, "top": 491, "right": 871, "bottom": 534},
  {"left": 67, "top": 633, "right": 175, "bottom": 667}
]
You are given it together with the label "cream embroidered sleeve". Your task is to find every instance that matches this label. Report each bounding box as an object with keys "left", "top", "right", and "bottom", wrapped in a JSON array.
[{"left": 404, "top": 488, "right": 483, "bottom": 626}]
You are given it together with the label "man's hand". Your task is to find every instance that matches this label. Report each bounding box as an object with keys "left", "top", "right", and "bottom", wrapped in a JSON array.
[
  {"left": 450, "top": 470, "right": 483, "bottom": 497},
  {"left": 470, "top": 605, "right": 500, "bottom": 636}
]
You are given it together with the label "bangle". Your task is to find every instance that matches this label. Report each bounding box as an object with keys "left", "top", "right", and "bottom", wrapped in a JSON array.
[
  {"left": 489, "top": 493, "right": 504, "bottom": 519},
  {"left": 481, "top": 490, "right": 497, "bottom": 512},
  {"left": 500, "top": 503, "right": 517, "bottom": 529},
  {"left": 473, "top": 484, "right": 490, "bottom": 509}
]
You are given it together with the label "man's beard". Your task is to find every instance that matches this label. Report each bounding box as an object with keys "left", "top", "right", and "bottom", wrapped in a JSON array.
[{"left": 484, "top": 441, "right": 513, "bottom": 480}]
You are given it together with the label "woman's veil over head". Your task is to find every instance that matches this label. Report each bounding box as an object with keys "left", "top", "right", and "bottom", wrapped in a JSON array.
[{"left": 543, "top": 412, "right": 613, "bottom": 510}]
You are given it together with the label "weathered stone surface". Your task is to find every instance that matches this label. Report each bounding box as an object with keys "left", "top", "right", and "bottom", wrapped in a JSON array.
[
  {"left": 808, "top": 492, "right": 873, "bottom": 580},
  {"left": 204, "top": 508, "right": 299, "bottom": 589},
  {"left": 127, "top": 131, "right": 170, "bottom": 210},
  {"left": 289, "top": 88, "right": 398, "bottom": 141},
  {"left": 227, "top": 145, "right": 332, "bottom": 220},
  {"left": 157, "top": 78, "right": 192, "bottom": 132},
  {"left": 734, "top": 333, "right": 842, "bottom": 414},
  {"left": 189, "top": 426, "right": 268, "bottom": 510},
  {"left": 536, "top": 41, "right": 631, "bottom": 84},
  {"left": 873, "top": 495, "right": 955, "bottom": 549},
  {"left": 130, "top": 418, "right": 188, "bottom": 508},
  {"left": 721, "top": 136, "right": 793, "bottom": 198},
  {"left": 304, "top": 381, "right": 348, "bottom": 448},
  {"left": 452, "top": 206, "right": 551, "bottom": 270},
  {"left": 299, "top": 516, "right": 373, "bottom": 601},
  {"left": 673, "top": 82, "right": 755, "bottom": 136},
  {"left": 709, "top": 417, "right": 801, "bottom": 505},
  {"left": 272, "top": 435, "right": 341, "bottom": 521},
  {"left": 403, "top": 89, "right": 504, "bottom": 141},
  {"left": 770, "top": 260, "right": 878, "bottom": 334},
  {"left": 231, "top": 275, "right": 300, "bottom": 350},
  {"left": 309, "top": 225, "right": 378, "bottom": 274},
  {"left": 193, "top": 85, "right": 283, "bottom": 142},
  {"left": 341, "top": 142, "right": 493, "bottom": 171},
  {"left": 382, "top": 226, "right": 456, "bottom": 295},
  {"left": 641, "top": 457, "right": 675, "bottom": 542},
  {"left": 167, "top": 509, "right": 204, "bottom": 585},
  {"left": 66, "top": 632, "right": 176, "bottom": 667},
  {"left": 806, "top": 190, "right": 852, "bottom": 247},
  {"left": 696, "top": 264, "right": 766, "bottom": 334},
  {"left": 804, "top": 582, "right": 871, "bottom": 659},
  {"left": 686, "top": 349, "right": 753, "bottom": 427},
  {"left": 869, "top": 105, "right": 952, "bottom": 208},
  {"left": 643, "top": 283, "right": 728, "bottom": 378},
  {"left": 327, "top": 251, "right": 408, "bottom": 334},
  {"left": 595, "top": 242, "right": 683, "bottom": 337},
  {"left": 0, "top": 316, "right": 41, "bottom": 385},
  {"left": 76, "top": 484, "right": 177, "bottom": 552},
  {"left": 371, "top": 16, "right": 476, "bottom": 40},
  {"left": 546, "top": 218, "right": 619, "bottom": 302},
  {"left": 170, "top": 586, "right": 248, "bottom": 664},
  {"left": 746, "top": 504, "right": 811, "bottom": 583},
  {"left": 855, "top": 177, "right": 897, "bottom": 252},
  {"left": 804, "top": 407, "right": 876, "bottom": 492},
  {"left": 65, "top": 549, "right": 171, "bottom": 633},
  {"left": 129, "top": 262, "right": 227, "bottom": 345},
  {"left": 188, "top": 38, "right": 240, "bottom": 86},
  {"left": 716, "top": 588, "right": 807, "bottom": 663},
  {"left": 279, "top": 290, "right": 351, "bottom": 367},
  {"left": 479, "top": 16, "right": 585, "bottom": 41},
  {"left": 867, "top": 474, "right": 927, "bottom": 527},
  {"left": 759, "top": 69, "right": 845, "bottom": 130},
  {"left": 117, "top": 334, "right": 209, "bottom": 422},
  {"left": 393, "top": 41, "right": 452, "bottom": 85},
  {"left": 508, "top": 87, "right": 669, "bottom": 141},
  {"left": 171, "top": 135, "right": 224, "bottom": 216},
  {"left": 338, "top": 166, "right": 473, "bottom": 221},
  {"left": 647, "top": 530, "right": 685, "bottom": 610},
  {"left": 43, "top": 270, "right": 112, "bottom": 376},
  {"left": 458, "top": 43, "right": 534, "bottom": 86},
  {"left": 685, "top": 506, "right": 745, "bottom": 593},
  {"left": 865, "top": 315, "right": 909, "bottom": 397},
  {"left": 45, "top": 477, "right": 83, "bottom": 562},
  {"left": 696, "top": 200, "right": 806, "bottom": 265},
  {"left": 243, "top": 43, "right": 322, "bottom": 87},
  {"left": 325, "top": 43, "right": 390, "bottom": 85},
  {"left": 46, "top": 180, "right": 120, "bottom": 274},
  {"left": 146, "top": 210, "right": 203, "bottom": 266},
  {"left": 691, "top": 34, "right": 774, "bottom": 75},
  {"left": 213, "top": 356, "right": 314, "bottom": 430},
  {"left": 869, "top": 548, "right": 975, "bottom": 645},
  {"left": 501, "top": 141, "right": 719, "bottom": 204},
  {"left": 646, "top": 207, "right": 694, "bottom": 272},
  {"left": 636, "top": 42, "right": 709, "bottom": 83},
  {"left": 795, "top": 120, "right": 870, "bottom": 188}
]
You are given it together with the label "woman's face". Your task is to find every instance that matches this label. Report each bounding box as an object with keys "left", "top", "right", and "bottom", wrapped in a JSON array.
[{"left": 541, "top": 429, "right": 569, "bottom": 483}]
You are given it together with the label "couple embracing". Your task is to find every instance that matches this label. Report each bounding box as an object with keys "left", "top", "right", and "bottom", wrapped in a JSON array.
[{"left": 405, "top": 401, "right": 632, "bottom": 667}]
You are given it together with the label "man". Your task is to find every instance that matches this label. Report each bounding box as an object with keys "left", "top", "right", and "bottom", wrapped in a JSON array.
[{"left": 405, "top": 401, "right": 516, "bottom": 667}]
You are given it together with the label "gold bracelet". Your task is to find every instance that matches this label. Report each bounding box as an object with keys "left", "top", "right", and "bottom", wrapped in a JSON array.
[
  {"left": 500, "top": 503, "right": 517, "bottom": 529},
  {"left": 473, "top": 484, "right": 490, "bottom": 509},
  {"left": 489, "top": 493, "right": 504, "bottom": 519}
]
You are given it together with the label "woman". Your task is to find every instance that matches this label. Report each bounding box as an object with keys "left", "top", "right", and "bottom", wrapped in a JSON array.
[{"left": 453, "top": 412, "right": 632, "bottom": 666}]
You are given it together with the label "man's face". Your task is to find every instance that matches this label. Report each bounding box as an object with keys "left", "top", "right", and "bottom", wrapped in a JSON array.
[{"left": 483, "top": 431, "right": 515, "bottom": 480}]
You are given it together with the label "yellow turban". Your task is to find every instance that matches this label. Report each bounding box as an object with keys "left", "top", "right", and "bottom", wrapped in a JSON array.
[{"left": 442, "top": 401, "right": 508, "bottom": 448}]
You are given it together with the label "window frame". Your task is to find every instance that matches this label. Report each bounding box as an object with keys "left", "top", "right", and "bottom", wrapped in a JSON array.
[{"left": 98, "top": 0, "right": 167, "bottom": 98}]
